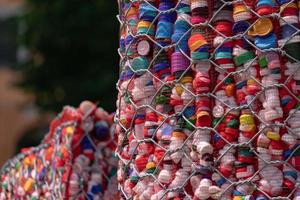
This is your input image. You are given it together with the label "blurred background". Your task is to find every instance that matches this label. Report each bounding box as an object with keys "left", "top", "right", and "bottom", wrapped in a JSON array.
[{"left": 0, "top": 0, "right": 118, "bottom": 166}]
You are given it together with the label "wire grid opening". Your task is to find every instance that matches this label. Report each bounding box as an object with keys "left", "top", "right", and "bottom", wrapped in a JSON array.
[
  {"left": 0, "top": 103, "right": 118, "bottom": 200},
  {"left": 116, "top": 0, "right": 300, "bottom": 199}
]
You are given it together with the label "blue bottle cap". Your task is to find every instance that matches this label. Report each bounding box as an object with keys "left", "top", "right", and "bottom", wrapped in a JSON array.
[
  {"left": 191, "top": 52, "right": 210, "bottom": 60},
  {"left": 195, "top": 45, "right": 209, "bottom": 52},
  {"left": 281, "top": 96, "right": 291, "bottom": 106},
  {"left": 91, "top": 184, "right": 103, "bottom": 194},
  {"left": 125, "top": 70, "right": 134, "bottom": 79},
  {"left": 233, "top": 21, "right": 250, "bottom": 35},
  {"left": 282, "top": 24, "right": 298, "bottom": 39},
  {"left": 154, "top": 63, "right": 169, "bottom": 72},
  {"left": 257, "top": 0, "right": 276, "bottom": 7},
  {"left": 236, "top": 80, "right": 247, "bottom": 90},
  {"left": 254, "top": 32, "right": 277, "bottom": 50},
  {"left": 216, "top": 177, "right": 226, "bottom": 186},
  {"left": 81, "top": 136, "right": 94, "bottom": 150},
  {"left": 156, "top": 21, "right": 174, "bottom": 39},
  {"left": 256, "top": 196, "right": 267, "bottom": 200},
  {"left": 283, "top": 170, "right": 298, "bottom": 180},
  {"left": 233, "top": 190, "right": 243, "bottom": 195},
  {"left": 215, "top": 52, "right": 233, "bottom": 59},
  {"left": 95, "top": 121, "right": 110, "bottom": 140},
  {"left": 135, "top": 114, "right": 145, "bottom": 119},
  {"left": 213, "top": 133, "right": 221, "bottom": 141},
  {"left": 216, "top": 46, "right": 233, "bottom": 53},
  {"left": 125, "top": 35, "right": 134, "bottom": 45},
  {"left": 183, "top": 106, "right": 195, "bottom": 118},
  {"left": 277, "top": 0, "right": 291, "bottom": 5},
  {"left": 177, "top": 5, "right": 191, "bottom": 14},
  {"left": 161, "top": 124, "right": 173, "bottom": 136},
  {"left": 38, "top": 167, "right": 46, "bottom": 181},
  {"left": 87, "top": 193, "right": 94, "bottom": 200},
  {"left": 131, "top": 57, "right": 149, "bottom": 73}
]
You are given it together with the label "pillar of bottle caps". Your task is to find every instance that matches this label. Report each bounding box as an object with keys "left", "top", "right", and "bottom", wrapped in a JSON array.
[
  {"left": 0, "top": 101, "right": 118, "bottom": 200},
  {"left": 116, "top": 0, "right": 300, "bottom": 199}
]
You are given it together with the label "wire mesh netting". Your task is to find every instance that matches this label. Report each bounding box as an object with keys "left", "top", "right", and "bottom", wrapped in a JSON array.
[
  {"left": 0, "top": 101, "right": 119, "bottom": 200},
  {"left": 116, "top": 0, "right": 300, "bottom": 199}
]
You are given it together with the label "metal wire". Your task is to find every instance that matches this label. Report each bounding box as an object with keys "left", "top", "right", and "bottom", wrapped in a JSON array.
[{"left": 116, "top": 0, "right": 300, "bottom": 199}]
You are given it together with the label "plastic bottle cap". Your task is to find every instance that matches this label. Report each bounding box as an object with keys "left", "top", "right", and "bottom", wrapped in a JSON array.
[
  {"left": 248, "top": 18, "right": 273, "bottom": 36},
  {"left": 137, "top": 40, "right": 151, "bottom": 56}
]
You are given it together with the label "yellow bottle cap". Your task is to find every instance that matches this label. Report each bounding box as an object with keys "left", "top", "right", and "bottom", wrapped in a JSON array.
[
  {"left": 266, "top": 131, "right": 280, "bottom": 141},
  {"left": 180, "top": 76, "right": 193, "bottom": 84},
  {"left": 65, "top": 126, "right": 75, "bottom": 136},
  {"left": 120, "top": 119, "right": 127, "bottom": 126},
  {"left": 240, "top": 114, "right": 255, "bottom": 125},
  {"left": 197, "top": 111, "right": 210, "bottom": 122},
  {"left": 137, "top": 21, "right": 151, "bottom": 28},
  {"left": 247, "top": 79, "right": 256, "bottom": 85},
  {"left": 248, "top": 18, "right": 273, "bottom": 37},
  {"left": 233, "top": 5, "right": 248, "bottom": 15},
  {"left": 24, "top": 178, "right": 34, "bottom": 192},
  {"left": 190, "top": 40, "right": 207, "bottom": 52},
  {"left": 190, "top": 40, "right": 208, "bottom": 52},
  {"left": 175, "top": 85, "right": 183, "bottom": 95},
  {"left": 172, "top": 131, "right": 186, "bottom": 139},
  {"left": 233, "top": 197, "right": 243, "bottom": 200},
  {"left": 127, "top": 7, "right": 138, "bottom": 16},
  {"left": 225, "top": 84, "right": 235, "bottom": 97},
  {"left": 23, "top": 157, "right": 31, "bottom": 166},
  {"left": 146, "top": 162, "right": 156, "bottom": 169}
]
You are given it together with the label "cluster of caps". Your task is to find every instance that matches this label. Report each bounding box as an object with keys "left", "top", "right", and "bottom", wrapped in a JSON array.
[
  {"left": 117, "top": 0, "right": 300, "bottom": 199},
  {"left": 0, "top": 101, "right": 118, "bottom": 200}
]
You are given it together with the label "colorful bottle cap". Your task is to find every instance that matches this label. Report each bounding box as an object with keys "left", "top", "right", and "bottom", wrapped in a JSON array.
[
  {"left": 254, "top": 32, "right": 277, "bottom": 50},
  {"left": 233, "top": 21, "right": 251, "bottom": 35},
  {"left": 248, "top": 18, "right": 273, "bottom": 37},
  {"left": 257, "top": 0, "right": 275, "bottom": 7},
  {"left": 137, "top": 40, "right": 151, "bottom": 56},
  {"left": 131, "top": 56, "right": 149, "bottom": 72}
]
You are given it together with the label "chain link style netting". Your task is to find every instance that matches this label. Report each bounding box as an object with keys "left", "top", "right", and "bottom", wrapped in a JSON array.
[
  {"left": 116, "top": 0, "right": 300, "bottom": 199},
  {"left": 0, "top": 101, "right": 119, "bottom": 200}
]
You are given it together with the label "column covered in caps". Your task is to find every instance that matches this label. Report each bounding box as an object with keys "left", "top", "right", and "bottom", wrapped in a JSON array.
[
  {"left": 116, "top": 0, "right": 300, "bottom": 199},
  {"left": 0, "top": 101, "right": 118, "bottom": 200}
]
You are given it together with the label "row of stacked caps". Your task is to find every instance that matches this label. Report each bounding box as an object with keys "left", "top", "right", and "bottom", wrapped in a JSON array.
[
  {"left": 0, "top": 101, "right": 118, "bottom": 200},
  {"left": 117, "top": 0, "right": 300, "bottom": 199},
  {"left": 230, "top": 0, "right": 300, "bottom": 198}
]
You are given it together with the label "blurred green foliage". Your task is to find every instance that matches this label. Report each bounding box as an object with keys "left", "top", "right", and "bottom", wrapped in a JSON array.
[
  {"left": 0, "top": 18, "right": 18, "bottom": 65},
  {"left": 18, "top": 0, "right": 119, "bottom": 112}
]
